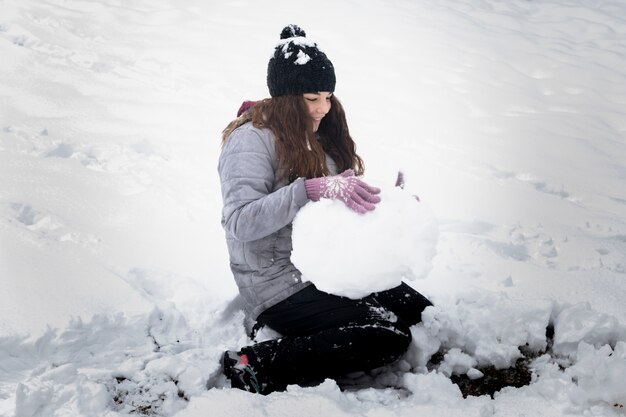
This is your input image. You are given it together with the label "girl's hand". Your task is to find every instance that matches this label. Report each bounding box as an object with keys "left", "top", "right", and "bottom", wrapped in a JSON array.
[{"left": 304, "top": 170, "right": 381, "bottom": 214}]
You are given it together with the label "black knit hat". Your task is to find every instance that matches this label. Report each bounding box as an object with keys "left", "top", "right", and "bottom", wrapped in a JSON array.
[{"left": 267, "top": 25, "right": 336, "bottom": 97}]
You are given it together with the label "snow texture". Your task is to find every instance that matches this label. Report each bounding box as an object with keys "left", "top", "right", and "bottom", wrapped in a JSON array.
[
  {"left": 278, "top": 37, "right": 317, "bottom": 62},
  {"left": 292, "top": 185, "right": 438, "bottom": 298}
]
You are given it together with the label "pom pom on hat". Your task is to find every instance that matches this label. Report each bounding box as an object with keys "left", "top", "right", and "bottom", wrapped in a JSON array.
[
  {"left": 267, "top": 25, "right": 336, "bottom": 97},
  {"left": 280, "top": 24, "right": 306, "bottom": 39}
]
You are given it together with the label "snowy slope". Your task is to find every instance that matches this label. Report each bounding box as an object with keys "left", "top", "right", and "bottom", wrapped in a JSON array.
[{"left": 1, "top": 0, "right": 625, "bottom": 416}]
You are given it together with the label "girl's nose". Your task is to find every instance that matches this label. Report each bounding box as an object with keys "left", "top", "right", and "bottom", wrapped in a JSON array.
[{"left": 318, "top": 101, "right": 330, "bottom": 114}]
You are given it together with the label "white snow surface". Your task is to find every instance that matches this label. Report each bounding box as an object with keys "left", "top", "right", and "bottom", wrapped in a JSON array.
[
  {"left": 292, "top": 185, "right": 438, "bottom": 299},
  {"left": 1, "top": 0, "right": 626, "bottom": 416}
]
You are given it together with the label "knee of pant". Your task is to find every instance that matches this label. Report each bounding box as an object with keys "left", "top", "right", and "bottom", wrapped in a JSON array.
[
  {"left": 396, "top": 322, "right": 413, "bottom": 352},
  {"left": 377, "top": 322, "right": 412, "bottom": 360}
]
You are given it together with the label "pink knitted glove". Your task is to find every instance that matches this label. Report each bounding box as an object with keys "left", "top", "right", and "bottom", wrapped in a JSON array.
[{"left": 304, "top": 169, "right": 381, "bottom": 214}]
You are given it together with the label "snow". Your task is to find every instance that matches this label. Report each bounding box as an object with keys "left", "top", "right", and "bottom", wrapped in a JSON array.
[
  {"left": 294, "top": 50, "right": 311, "bottom": 65},
  {"left": 1, "top": 0, "right": 626, "bottom": 416},
  {"left": 292, "top": 185, "right": 438, "bottom": 299},
  {"left": 278, "top": 35, "right": 317, "bottom": 62}
]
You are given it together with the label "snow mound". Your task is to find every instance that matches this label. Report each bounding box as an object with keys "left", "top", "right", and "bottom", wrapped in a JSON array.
[{"left": 292, "top": 185, "right": 438, "bottom": 299}]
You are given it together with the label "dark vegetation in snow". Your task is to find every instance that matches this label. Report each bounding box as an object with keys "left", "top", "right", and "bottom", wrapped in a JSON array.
[{"left": 441, "top": 325, "right": 556, "bottom": 398}]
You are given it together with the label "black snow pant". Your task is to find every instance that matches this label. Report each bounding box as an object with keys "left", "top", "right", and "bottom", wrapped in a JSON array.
[{"left": 241, "top": 282, "right": 433, "bottom": 392}]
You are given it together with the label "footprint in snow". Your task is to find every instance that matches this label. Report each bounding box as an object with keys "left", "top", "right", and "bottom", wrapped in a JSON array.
[{"left": 5, "top": 202, "right": 99, "bottom": 246}]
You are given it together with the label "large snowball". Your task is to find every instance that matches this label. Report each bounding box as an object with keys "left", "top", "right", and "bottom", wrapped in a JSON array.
[{"left": 291, "top": 185, "right": 438, "bottom": 299}]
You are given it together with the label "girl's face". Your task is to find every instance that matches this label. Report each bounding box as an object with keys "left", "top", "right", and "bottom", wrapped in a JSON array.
[{"left": 303, "top": 92, "right": 333, "bottom": 132}]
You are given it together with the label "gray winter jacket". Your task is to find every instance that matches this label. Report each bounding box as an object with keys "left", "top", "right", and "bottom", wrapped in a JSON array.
[{"left": 218, "top": 122, "right": 337, "bottom": 320}]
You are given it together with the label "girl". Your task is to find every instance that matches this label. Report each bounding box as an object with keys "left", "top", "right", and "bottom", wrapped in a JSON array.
[{"left": 218, "top": 24, "right": 432, "bottom": 394}]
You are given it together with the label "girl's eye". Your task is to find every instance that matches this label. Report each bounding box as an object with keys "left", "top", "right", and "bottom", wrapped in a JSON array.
[{"left": 305, "top": 95, "right": 331, "bottom": 102}]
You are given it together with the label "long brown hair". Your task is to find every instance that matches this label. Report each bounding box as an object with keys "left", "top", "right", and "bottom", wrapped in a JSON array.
[{"left": 221, "top": 95, "right": 364, "bottom": 183}]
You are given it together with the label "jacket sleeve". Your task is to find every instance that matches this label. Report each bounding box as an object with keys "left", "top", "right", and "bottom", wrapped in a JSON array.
[{"left": 218, "top": 126, "right": 309, "bottom": 242}]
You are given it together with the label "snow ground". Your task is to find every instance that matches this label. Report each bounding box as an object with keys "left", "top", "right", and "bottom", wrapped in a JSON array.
[{"left": 1, "top": 0, "right": 625, "bottom": 416}]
